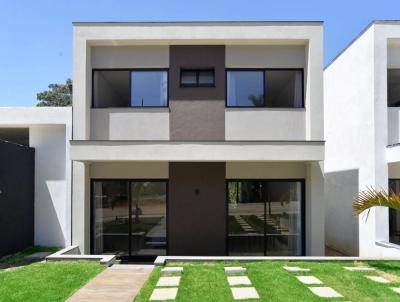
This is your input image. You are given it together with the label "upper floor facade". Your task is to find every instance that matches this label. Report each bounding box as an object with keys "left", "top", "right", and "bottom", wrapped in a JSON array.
[{"left": 72, "top": 22, "right": 324, "bottom": 144}]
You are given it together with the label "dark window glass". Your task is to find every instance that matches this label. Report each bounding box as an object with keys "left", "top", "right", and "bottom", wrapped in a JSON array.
[
  {"left": 265, "top": 70, "right": 303, "bottom": 108},
  {"left": 389, "top": 179, "right": 400, "bottom": 244},
  {"left": 93, "top": 181, "right": 129, "bottom": 256},
  {"left": 388, "top": 69, "right": 400, "bottom": 107},
  {"left": 227, "top": 71, "right": 264, "bottom": 107},
  {"left": 93, "top": 70, "right": 168, "bottom": 108},
  {"left": 227, "top": 180, "right": 303, "bottom": 256},
  {"left": 180, "top": 69, "right": 215, "bottom": 87},
  {"left": 198, "top": 70, "right": 215, "bottom": 86},
  {"left": 93, "top": 180, "right": 167, "bottom": 257},
  {"left": 93, "top": 70, "right": 130, "bottom": 107},
  {"left": 131, "top": 71, "right": 168, "bottom": 107},
  {"left": 227, "top": 69, "right": 304, "bottom": 108},
  {"left": 180, "top": 70, "right": 197, "bottom": 86}
]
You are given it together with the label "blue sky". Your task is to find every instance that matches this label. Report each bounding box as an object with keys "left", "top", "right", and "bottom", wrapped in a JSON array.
[{"left": 0, "top": 0, "right": 399, "bottom": 106}]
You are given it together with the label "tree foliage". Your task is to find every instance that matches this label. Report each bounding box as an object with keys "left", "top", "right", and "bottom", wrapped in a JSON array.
[
  {"left": 36, "top": 78, "right": 72, "bottom": 107},
  {"left": 353, "top": 187, "right": 400, "bottom": 219}
]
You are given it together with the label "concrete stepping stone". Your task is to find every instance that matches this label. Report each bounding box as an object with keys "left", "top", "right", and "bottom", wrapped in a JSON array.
[
  {"left": 227, "top": 276, "right": 252, "bottom": 286},
  {"left": 366, "top": 275, "right": 390, "bottom": 283},
  {"left": 161, "top": 267, "right": 183, "bottom": 275},
  {"left": 391, "top": 287, "right": 400, "bottom": 294},
  {"left": 24, "top": 252, "right": 52, "bottom": 261},
  {"left": 344, "top": 266, "right": 375, "bottom": 272},
  {"left": 283, "top": 266, "right": 310, "bottom": 272},
  {"left": 150, "top": 288, "right": 178, "bottom": 301},
  {"left": 156, "top": 276, "right": 181, "bottom": 287},
  {"left": 225, "top": 266, "right": 247, "bottom": 274},
  {"left": 231, "top": 287, "right": 260, "bottom": 300},
  {"left": 296, "top": 276, "right": 323, "bottom": 285},
  {"left": 308, "top": 287, "right": 343, "bottom": 298}
]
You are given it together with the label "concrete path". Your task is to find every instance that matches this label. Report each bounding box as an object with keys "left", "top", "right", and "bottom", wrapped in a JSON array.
[{"left": 67, "top": 264, "right": 153, "bottom": 302}]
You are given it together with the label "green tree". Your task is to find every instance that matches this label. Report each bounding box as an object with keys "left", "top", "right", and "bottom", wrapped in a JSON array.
[{"left": 36, "top": 78, "right": 72, "bottom": 107}]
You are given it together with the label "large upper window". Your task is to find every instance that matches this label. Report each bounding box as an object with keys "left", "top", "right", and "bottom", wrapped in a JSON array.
[
  {"left": 388, "top": 69, "right": 400, "bottom": 107},
  {"left": 227, "top": 69, "right": 304, "bottom": 108},
  {"left": 93, "top": 69, "right": 168, "bottom": 108}
]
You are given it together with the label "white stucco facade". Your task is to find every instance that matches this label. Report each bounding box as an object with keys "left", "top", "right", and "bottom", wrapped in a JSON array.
[
  {"left": 69, "top": 21, "right": 325, "bottom": 256},
  {"left": 0, "top": 107, "right": 72, "bottom": 247},
  {"left": 324, "top": 21, "right": 400, "bottom": 257}
]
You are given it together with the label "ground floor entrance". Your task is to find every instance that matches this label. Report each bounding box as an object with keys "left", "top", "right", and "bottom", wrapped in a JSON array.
[
  {"left": 92, "top": 179, "right": 167, "bottom": 258},
  {"left": 91, "top": 163, "right": 306, "bottom": 258}
]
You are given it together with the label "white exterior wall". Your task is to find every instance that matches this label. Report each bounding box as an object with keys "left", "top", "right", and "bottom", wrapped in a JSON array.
[
  {"left": 91, "top": 108, "right": 169, "bottom": 140},
  {"left": 72, "top": 22, "right": 325, "bottom": 254},
  {"left": 325, "top": 22, "right": 400, "bottom": 257},
  {"left": 0, "top": 107, "right": 72, "bottom": 247}
]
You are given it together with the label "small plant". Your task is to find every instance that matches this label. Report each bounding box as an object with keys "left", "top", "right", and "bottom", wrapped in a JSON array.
[{"left": 353, "top": 187, "right": 400, "bottom": 219}]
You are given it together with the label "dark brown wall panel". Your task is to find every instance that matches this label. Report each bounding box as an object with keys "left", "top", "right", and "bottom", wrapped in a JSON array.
[
  {"left": 168, "top": 162, "right": 226, "bottom": 255},
  {"left": 170, "top": 100, "right": 225, "bottom": 141},
  {"left": 169, "top": 45, "right": 225, "bottom": 100},
  {"left": 169, "top": 45, "right": 226, "bottom": 140}
]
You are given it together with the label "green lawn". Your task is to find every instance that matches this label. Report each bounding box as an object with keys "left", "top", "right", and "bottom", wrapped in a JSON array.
[
  {"left": 0, "top": 247, "right": 104, "bottom": 302},
  {"left": 135, "top": 261, "right": 400, "bottom": 302}
]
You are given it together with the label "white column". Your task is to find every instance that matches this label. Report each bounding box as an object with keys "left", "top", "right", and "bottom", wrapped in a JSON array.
[
  {"left": 305, "top": 161, "right": 325, "bottom": 255},
  {"left": 72, "top": 161, "right": 91, "bottom": 253}
]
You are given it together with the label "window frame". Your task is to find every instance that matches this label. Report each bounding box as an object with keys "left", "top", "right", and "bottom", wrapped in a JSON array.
[
  {"left": 90, "top": 178, "right": 169, "bottom": 261},
  {"left": 92, "top": 68, "right": 169, "bottom": 108},
  {"left": 180, "top": 68, "right": 216, "bottom": 88},
  {"left": 225, "top": 68, "right": 305, "bottom": 109},
  {"left": 225, "top": 178, "right": 306, "bottom": 256}
]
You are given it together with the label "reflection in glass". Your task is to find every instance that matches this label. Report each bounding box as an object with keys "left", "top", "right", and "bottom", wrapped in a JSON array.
[
  {"left": 93, "top": 180, "right": 167, "bottom": 257},
  {"left": 131, "top": 71, "right": 168, "bottom": 107},
  {"left": 131, "top": 182, "right": 167, "bottom": 256},
  {"left": 228, "top": 181, "right": 264, "bottom": 255},
  {"left": 227, "top": 71, "right": 264, "bottom": 107},
  {"left": 227, "top": 180, "right": 303, "bottom": 256},
  {"left": 93, "top": 181, "right": 129, "bottom": 255}
]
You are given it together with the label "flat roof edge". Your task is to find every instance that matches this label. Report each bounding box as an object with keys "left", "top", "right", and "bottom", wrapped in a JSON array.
[
  {"left": 325, "top": 20, "right": 400, "bottom": 70},
  {"left": 72, "top": 21, "right": 324, "bottom": 26}
]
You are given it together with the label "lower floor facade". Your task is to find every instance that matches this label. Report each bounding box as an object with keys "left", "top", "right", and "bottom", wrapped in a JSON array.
[{"left": 71, "top": 161, "right": 324, "bottom": 258}]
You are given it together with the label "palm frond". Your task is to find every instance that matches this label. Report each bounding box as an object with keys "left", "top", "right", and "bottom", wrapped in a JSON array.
[{"left": 353, "top": 187, "right": 400, "bottom": 218}]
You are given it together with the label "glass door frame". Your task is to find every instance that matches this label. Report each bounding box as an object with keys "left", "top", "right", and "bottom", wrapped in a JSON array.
[
  {"left": 90, "top": 178, "right": 169, "bottom": 261},
  {"left": 225, "top": 178, "right": 306, "bottom": 256}
]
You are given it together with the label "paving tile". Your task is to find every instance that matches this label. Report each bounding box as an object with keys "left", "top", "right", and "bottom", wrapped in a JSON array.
[
  {"left": 283, "top": 266, "right": 310, "bottom": 272},
  {"left": 231, "top": 287, "right": 260, "bottom": 300},
  {"left": 344, "top": 266, "right": 376, "bottom": 272},
  {"left": 156, "top": 276, "right": 181, "bottom": 287},
  {"left": 391, "top": 287, "right": 400, "bottom": 294},
  {"left": 308, "top": 287, "right": 343, "bottom": 298},
  {"left": 150, "top": 288, "right": 178, "bottom": 301},
  {"left": 227, "top": 276, "right": 252, "bottom": 286},
  {"left": 296, "top": 276, "right": 323, "bottom": 285},
  {"left": 161, "top": 267, "right": 183, "bottom": 275},
  {"left": 366, "top": 276, "right": 390, "bottom": 283},
  {"left": 225, "top": 266, "right": 247, "bottom": 274}
]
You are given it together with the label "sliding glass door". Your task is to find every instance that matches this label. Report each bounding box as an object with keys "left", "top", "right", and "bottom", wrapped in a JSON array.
[
  {"left": 389, "top": 179, "right": 400, "bottom": 245},
  {"left": 227, "top": 180, "right": 304, "bottom": 256},
  {"left": 92, "top": 180, "right": 167, "bottom": 257}
]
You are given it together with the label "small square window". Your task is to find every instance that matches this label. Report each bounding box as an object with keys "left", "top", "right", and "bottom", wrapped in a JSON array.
[{"left": 180, "top": 69, "right": 215, "bottom": 87}]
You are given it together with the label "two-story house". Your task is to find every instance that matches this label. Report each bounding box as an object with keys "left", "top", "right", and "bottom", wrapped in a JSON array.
[
  {"left": 325, "top": 21, "right": 400, "bottom": 257},
  {"left": 68, "top": 21, "right": 325, "bottom": 259}
]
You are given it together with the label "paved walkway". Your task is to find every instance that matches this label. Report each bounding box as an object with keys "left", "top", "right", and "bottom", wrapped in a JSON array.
[{"left": 67, "top": 264, "right": 153, "bottom": 302}]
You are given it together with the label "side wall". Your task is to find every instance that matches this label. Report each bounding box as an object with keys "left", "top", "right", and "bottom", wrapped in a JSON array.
[
  {"left": 0, "top": 141, "right": 34, "bottom": 257},
  {"left": 30, "top": 125, "right": 69, "bottom": 247},
  {"left": 324, "top": 27, "right": 376, "bottom": 256}
]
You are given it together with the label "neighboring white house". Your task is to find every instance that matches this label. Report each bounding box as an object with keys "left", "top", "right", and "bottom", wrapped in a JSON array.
[
  {"left": 69, "top": 21, "right": 325, "bottom": 258},
  {"left": 324, "top": 21, "right": 400, "bottom": 257},
  {"left": 0, "top": 107, "right": 72, "bottom": 248}
]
